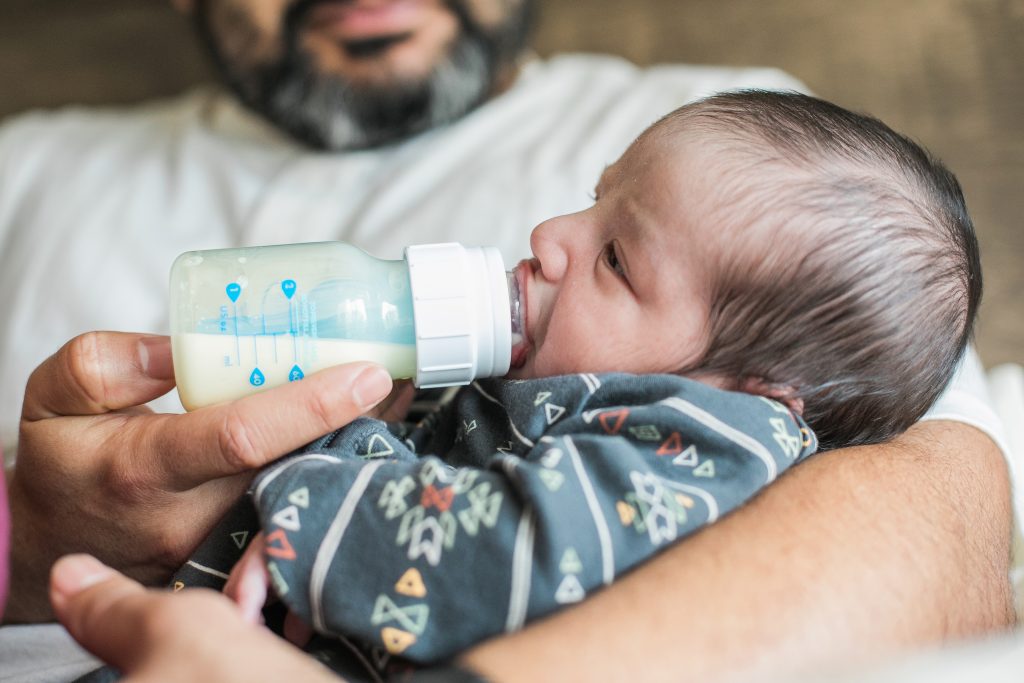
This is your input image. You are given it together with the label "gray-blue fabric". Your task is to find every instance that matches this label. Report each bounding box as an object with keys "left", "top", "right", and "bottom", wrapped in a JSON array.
[{"left": 250, "top": 373, "right": 817, "bottom": 664}]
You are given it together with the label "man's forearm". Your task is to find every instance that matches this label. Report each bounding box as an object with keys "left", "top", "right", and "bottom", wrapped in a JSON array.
[{"left": 460, "top": 420, "right": 1014, "bottom": 682}]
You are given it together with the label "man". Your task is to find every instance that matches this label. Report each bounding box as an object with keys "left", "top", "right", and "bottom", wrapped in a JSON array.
[{"left": 1, "top": 1, "right": 1013, "bottom": 680}]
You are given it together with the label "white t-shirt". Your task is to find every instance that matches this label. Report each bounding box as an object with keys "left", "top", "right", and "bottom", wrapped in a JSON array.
[
  {"left": 0, "top": 54, "right": 802, "bottom": 435},
  {"left": 0, "top": 52, "right": 1014, "bottom": 682}
]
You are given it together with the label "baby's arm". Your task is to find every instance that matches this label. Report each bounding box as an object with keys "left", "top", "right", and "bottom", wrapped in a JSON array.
[
  {"left": 225, "top": 533, "right": 317, "bottom": 647},
  {"left": 247, "top": 375, "right": 817, "bottom": 663},
  {"left": 224, "top": 533, "right": 269, "bottom": 626}
]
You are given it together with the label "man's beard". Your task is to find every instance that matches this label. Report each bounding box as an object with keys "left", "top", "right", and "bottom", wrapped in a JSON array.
[{"left": 194, "top": 1, "right": 532, "bottom": 150}]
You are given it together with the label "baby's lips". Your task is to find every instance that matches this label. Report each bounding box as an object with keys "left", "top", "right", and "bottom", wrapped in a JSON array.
[
  {"left": 510, "top": 336, "right": 529, "bottom": 369},
  {"left": 509, "top": 259, "right": 535, "bottom": 369}
]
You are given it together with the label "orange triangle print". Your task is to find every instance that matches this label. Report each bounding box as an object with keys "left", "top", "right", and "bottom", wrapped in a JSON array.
[
  {"left": 420, "top": 485, "right": 454, "bottom": 512},
  {"left": 598, "top": 409, "right": 629, "bottom": 435},
  {"left": 265, "top": 528, "right": 297, "bottom": 561},
  {"left": 656, "top": 432, "right": 683, "bottom": 456}
]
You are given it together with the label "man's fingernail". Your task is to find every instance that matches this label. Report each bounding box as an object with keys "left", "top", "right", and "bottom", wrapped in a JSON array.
[
  {"left": 352, "top": 366, "right": 392, "bottom": 410},
  {"left": 138, "top": 336, "right": 175, "bottom": 380},
  {"left": 51, "top": 555, "right": 115, "bottom": 610}
]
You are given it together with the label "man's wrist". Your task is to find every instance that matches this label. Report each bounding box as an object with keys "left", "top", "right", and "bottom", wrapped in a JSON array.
[{"left": 4, "top": 472, "right": 55, "bottom": 623}]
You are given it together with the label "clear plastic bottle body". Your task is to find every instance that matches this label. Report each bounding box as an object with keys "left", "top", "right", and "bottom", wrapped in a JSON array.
[{"left": 170, "top": 242, "right": 416, "bottom": 410}]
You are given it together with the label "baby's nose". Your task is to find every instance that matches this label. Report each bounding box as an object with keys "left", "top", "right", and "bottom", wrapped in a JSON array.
[{"left": 529, "top": 220, "right": 568, "bottom": 282}]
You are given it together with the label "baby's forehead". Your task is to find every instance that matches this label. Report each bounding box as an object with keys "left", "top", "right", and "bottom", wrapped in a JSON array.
[
  {"left": 624, "top": 119, "right": 779, "bottom": 184},
  {"left": 623, "top": 124, "right": 796, "bottom": 219}
]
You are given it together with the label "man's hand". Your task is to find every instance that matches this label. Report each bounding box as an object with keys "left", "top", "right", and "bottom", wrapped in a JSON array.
[
  {"left": 7, "top": 332, "right": 393, "bottom": 623},
  {"left": 461, "top": 420, "right": 1015, "bottom": 682},
  {"left": 50, "top": 554, "right": 337, "bottom": 682}
]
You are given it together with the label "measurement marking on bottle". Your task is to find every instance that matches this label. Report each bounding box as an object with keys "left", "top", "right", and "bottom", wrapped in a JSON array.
[
  {"left": 233, "top": 304, "right": 241, "bottom": 368},
  {"left": 290, "top": 299, "right": 298, "bottom": 362},
  {"left": 226, "top": 282, "right": 243, "bottom": 367}
]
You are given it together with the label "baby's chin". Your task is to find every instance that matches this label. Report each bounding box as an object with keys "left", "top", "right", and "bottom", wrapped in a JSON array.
[
  {"left": 503, "top": 363, "right": 532, "bottom": 380},
  {"left": 505, "top": 351, "right": 549, "bottom": 380},
  {"left": 502, "top": 357, "right": 583, "bottom": 381}
]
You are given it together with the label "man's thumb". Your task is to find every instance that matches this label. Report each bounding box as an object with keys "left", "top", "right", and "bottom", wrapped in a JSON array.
[{"left": 23, "top": 333, "right": 176, "bottom": 421}]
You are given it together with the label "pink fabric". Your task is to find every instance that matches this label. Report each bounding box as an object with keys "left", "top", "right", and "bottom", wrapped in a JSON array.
[{"left": 0, "top": 444, "right": 8, "bottom": 617}]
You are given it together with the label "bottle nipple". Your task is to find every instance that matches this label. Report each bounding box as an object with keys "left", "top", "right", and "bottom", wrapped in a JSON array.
[{"left": 507, "top": 271, "right": 527, "bottom": 368}]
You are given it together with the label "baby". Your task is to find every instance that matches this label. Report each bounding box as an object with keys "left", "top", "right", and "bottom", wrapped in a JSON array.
[{"left": 173, "top": 91, "right": 979, "bottom": 677}]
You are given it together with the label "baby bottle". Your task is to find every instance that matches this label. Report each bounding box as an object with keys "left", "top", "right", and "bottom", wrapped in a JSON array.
[{"left": 169, "top": 242, "right": 525, "bottom": 411}]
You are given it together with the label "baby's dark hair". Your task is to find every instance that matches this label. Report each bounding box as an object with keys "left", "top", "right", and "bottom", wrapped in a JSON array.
[{"left": 659, "top": 90, "right": 981, "bottom": 449}]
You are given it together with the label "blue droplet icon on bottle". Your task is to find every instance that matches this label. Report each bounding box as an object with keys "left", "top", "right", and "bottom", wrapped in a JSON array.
[
  {"left": 249, "top": 368, "right": 265, "bottom": 386},
  {"left": 289, "top": 365, "right": 304, "bottom": 382},
  {"left": 226, "top": 283, "right": 242, "bottom": 302},
  {"left": 281, "top": 280, "right": 297, "bottom": 299}
]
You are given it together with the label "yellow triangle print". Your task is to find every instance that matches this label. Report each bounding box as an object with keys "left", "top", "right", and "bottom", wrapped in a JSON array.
[
  {"left": 675, "top": 493, "right": 695, "bottom": 509},
  {"left": 173, "top": 581, "right": 185, "bottom": 592},
  {"left": 381, "top": 627, "right": 417, "bottom": 655},
  {"left": 396, "top": 568, "right": 427, "bottom": 598},
  {"left": 616, "top": 500, "right": 636, "bottom": 526}
]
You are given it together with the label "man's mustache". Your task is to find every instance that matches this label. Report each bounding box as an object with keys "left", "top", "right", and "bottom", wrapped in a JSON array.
[{"left": 285, "top": 0, "right": 468, "bottom": 29}]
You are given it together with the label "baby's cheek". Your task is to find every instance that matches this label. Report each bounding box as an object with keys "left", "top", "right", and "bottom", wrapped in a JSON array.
[
  {"left": 603, "top": 333, "right": 687, "bottom": 375},
  {"left": 547, "top": 337, "right": 617, "bottom": 375}
]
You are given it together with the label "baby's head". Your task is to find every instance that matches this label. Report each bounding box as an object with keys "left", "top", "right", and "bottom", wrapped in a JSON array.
[{"left": 510, "top": 90, "right": 980, "bottom": 449}]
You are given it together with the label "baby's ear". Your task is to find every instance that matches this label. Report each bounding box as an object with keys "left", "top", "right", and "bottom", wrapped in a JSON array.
[{"left": 738, "top": 377, "right": 804, "bottom": 416}]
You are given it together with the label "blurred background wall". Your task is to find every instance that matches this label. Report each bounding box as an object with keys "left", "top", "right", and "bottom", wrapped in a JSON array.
[{"left": 1, "top": 0, "right": 1021, "bottom": 366}]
